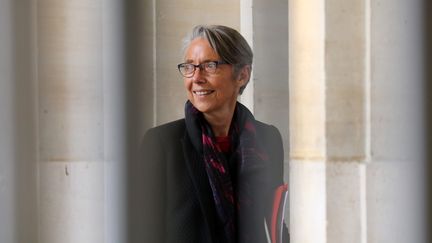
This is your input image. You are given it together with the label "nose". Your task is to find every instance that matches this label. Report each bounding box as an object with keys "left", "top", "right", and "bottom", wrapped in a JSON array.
[{"left": 191, "top": 66, "right": 206, "bottom": 83}]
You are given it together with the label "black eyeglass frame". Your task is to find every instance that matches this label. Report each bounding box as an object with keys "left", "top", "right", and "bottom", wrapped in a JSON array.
[{"left": 177, "top": 60, "right": 229, "bottom": 78}]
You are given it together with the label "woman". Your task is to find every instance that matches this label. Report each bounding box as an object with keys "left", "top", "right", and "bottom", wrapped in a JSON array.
[{"left": 141, "top": 25, "right": 289, "bottom": 243}]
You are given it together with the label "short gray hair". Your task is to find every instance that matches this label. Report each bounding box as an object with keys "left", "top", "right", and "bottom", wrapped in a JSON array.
[{"left": 182, "top": 25, "right": 253, "bottom": 94}]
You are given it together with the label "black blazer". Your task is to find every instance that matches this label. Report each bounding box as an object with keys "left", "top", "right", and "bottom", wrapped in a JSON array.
[{"left": 139, "top": 118, "right": 288, "bottom": 243}]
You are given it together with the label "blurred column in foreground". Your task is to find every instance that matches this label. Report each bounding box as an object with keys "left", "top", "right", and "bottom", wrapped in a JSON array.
[
  {"left": 37, "top": 1, "right": 105, "bottom": 242},
  {"left": 289, "top": 0, "right": 426, "bottom": 242}
]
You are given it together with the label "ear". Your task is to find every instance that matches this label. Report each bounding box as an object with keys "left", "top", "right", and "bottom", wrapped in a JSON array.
[{"left": 236, "top": 65, "right": 251, "bottom": 87}]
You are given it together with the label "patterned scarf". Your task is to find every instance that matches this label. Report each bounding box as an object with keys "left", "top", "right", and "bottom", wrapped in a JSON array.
[{"left": 185, "top": 101, "right": 269, "bottom": 243}]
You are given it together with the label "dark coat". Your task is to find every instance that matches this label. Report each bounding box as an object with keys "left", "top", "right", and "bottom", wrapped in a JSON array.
[{"left": 139, "top": 118, "right": 288, "bottom": 243}]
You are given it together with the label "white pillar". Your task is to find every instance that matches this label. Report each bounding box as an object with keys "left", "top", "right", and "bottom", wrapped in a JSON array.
[
  {"left": 289, "top": 0, "right": 327, "bottom": 242},
  {"left": 289, "top": 0, "right": 426, "bottom": 242},
  {"left": 37, "top": 1, "right": 105, "bottom": 242},
  {"left": 324, "top": 0, "right": 369, "bottom": 242},
  {"left": 367, "top": 0, "right": 426, "bottom": 242}
]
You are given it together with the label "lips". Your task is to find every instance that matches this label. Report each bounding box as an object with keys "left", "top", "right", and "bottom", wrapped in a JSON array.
[{"left": 193, "top": 90, "right": 214, "bottom": 96}]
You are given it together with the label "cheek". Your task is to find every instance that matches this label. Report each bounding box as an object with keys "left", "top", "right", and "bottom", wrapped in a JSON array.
[
  {"left": 183, "top": 78, "right": 191, "bottom": 90},
  {"left": 224, "top": 80, "right": 241, "bottom": 95}
]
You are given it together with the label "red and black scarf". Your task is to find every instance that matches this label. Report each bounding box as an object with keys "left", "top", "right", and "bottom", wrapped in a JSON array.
[{"left": 185, "top": 101, "right": 269, "bottom": 243}]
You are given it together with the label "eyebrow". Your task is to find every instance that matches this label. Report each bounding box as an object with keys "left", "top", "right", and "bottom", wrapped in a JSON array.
[{"left": 184, "top": 59, "right": 217, "bottom": 64}]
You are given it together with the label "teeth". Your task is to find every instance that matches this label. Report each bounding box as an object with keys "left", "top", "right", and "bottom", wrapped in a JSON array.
[{"left": 194, "top": 90, "right": 213, "bottom": 95}]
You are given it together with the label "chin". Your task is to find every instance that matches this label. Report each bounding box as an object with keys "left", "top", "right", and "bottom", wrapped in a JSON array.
[{"left": 192, "top": 103, "right": 212, "bottom": 113}]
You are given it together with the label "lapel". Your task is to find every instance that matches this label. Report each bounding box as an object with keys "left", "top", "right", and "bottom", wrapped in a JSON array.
[{"left": 181, "top": 132, "right": 218, "bottom": 242}]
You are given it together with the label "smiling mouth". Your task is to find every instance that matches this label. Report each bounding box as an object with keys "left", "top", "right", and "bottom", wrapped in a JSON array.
[{"left": 193, "top": 90, "right": 214, "bottom": 96}]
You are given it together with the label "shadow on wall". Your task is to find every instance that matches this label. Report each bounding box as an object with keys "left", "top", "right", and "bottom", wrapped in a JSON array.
[
  {"left": 424, "top": 0, "right": 432, "bottom": 241},
  {"left": 12, "top": 2, "right": 38, "bottom": 242},
  {"left": 124, "top": 1, "right": 156, "bottom": 243}
]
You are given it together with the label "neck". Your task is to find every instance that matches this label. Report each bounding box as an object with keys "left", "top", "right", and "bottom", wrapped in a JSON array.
[{"left": 204, "top": 107, "right": 236, "bottom": 137}]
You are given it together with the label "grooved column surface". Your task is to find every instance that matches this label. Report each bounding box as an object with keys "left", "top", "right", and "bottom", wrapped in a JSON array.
[
  {"left": 325, "top": 0, "right": 367, "bottom": 161},
  {"left": 367, "top": 0, "right": 426, "bottom": 242},
  {"left": 289, "top": 160, "right": 326, "bottom": 243},
  {"left": 38, "top": 0, "right": 103, "bottom": 162},
  {"left": 289, "top": 0, "right": 326, "bottom": 161},
  {"left": 289, "top": 1, "right": 327, "bottom": 242},
  {"left": 37, "top": 1, "right": 104, "bottom": 242}
]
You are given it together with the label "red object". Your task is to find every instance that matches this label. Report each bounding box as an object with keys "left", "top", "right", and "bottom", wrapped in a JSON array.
[
  {"left": 271, "top": 184, "right": 288, "bottom": 243},
  {"left": 216, "top": 136, "right": 231, "bottom": 153}
]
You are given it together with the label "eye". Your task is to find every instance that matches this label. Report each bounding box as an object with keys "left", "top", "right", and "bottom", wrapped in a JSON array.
[
  {"left": 206, "top": 62, "right": 217, "bottom": 69},
  {"left": 183, "top": 64, "right": 194, "bottom": 72}
]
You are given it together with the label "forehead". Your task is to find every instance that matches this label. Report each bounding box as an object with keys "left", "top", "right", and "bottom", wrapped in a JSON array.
[{"left": 184, "top": 37, "right": 220, "bottom": 62}]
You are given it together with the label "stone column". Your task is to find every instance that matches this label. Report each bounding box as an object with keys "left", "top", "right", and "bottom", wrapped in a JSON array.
[
  {"left": 367, "top": 0, "right": 426, "bottom": 242},
  {"left": 289, "top": 0, "right": 426, "bottom": 242},
  {"left": 37, "top": 1, "right": 105, "bottom": 242},
  {"left": 324, "top": 0, "right": 369, "bottom": 242},
  {"left": 289, "top": 0, "right": 327, "bottom": 241}
]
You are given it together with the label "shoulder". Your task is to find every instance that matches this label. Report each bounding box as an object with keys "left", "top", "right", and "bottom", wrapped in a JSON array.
[
  {"left": 144, "top": 119, "right": 186, "bottom": 141},
  {"left": 254, "top": 120, "right": 282, "bottom": 143},
  {"left": 254, "top": 119, "right": 284, "bottom": 172},
  {"left": 141, "top": 119, "right": 186, "bottom": 155},
  {"left": 255, "top": 120, "right": 278, "bottom": 131}
]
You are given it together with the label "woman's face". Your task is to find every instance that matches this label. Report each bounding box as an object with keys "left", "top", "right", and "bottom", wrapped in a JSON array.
[{"left": 183, "top": 38, "right": 247, "bottom": 118}]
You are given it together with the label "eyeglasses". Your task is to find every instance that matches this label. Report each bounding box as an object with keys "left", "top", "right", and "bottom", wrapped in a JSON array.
[{"left": 177, "top": 60, "right": 228, "bottom": 78}]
